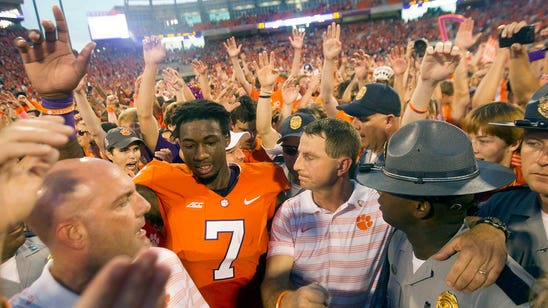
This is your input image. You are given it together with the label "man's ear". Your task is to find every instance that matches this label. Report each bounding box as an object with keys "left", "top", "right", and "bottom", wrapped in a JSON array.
[
  {"left": 337, "top": 157, "right": 353, "bottom": 176},
  {"left": 56, "top": 221, "right": 86, "bottom": 250},
  {"left": 225, "top": 134, "right": 231, "bottom": 149},
  {"left": 509, "top": 139, "right": 522, "bottom": 153},
  {"left": 105, "top": 150, "right": 114, "bottom": 161}
]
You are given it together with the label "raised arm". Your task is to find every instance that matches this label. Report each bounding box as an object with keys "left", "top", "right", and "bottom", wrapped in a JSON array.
[
  {"left": 224, "top": 37, "right": 252, "bottom": 95},
  {"left": 137, "top": 36, "right": 165, "bottom": 152},
  {"left": 74, "top": 76, "right": 106, "bottom": 152},
  {"left": 388, "top": 45, "right": 409, "bottom": 105},
  {"left": 320, "top": 22, "right": 342, "bottom": 118},
  {"left": 503, "top": 21, "right": 540, "bottom": 107},
  {"left": 13, "top": 5, "right": 94, "bottom": 159},
  {"left": 256, "top": 51, "right": 282, "bottom": 149},
  {"left": 401, "top": 42, "right": 461, "bottom": 126},
  {"left": 471, "top": 46, "right": 509, "bottom": 108},
  {"left": 289, "top": 29, "right": 305, "bottom": 77},
  {"left": 192, "top": 59, "right": 212, "bottom": 100}
]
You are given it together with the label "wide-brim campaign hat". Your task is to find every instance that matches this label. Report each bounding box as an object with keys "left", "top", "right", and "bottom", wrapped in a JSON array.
[
  {"left": 490, "top": 83, "right": 548, "bottom": 130},
  {"left": 357, "top": 120, "right": 515, "bottom": 196}
]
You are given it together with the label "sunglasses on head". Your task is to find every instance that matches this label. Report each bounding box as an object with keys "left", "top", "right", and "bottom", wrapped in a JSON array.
[
  {"left": 282, "top": 145, "right": 298, "bottom": 156},
  {"left": 77, "top": 130, "right": 89, "bottom": 136}
]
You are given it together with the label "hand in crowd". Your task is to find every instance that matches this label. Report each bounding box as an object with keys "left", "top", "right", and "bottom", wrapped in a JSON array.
[
  {"left": 213, "top": 84, "right": 240, "bottom": 112},
  {"left": 143, "top": 35, "right": 166, "bottom": 65},
  {"left": 154, "top": 148, "right": 174, "bottom": 163},
  {"left": 352, "top": 50, "right": 372, "bottom": 80},
  {"left": 455, "top": 18, "right": 482, "bottom": 51},
  {"left": 0, "top": 117, "right": 73, "bottom": 232},
  {"left": 498, "top": 21, "right": 529, "bottom": 58},
  {"left": 322, "top": 22, "right": 341, "bottom": 61},
  {"left": 76, "top": 249, "right": 171, "bottom": 308},
  {"left": 192, "top": 59, "right": 208, "bottom": 76},
  {"left": 281, "top": 283, "right": 330, "bottom": 308},
  {"left": 13, "top": 6, "right": 95, "bottom": 100},
  {"left": 256, "top": 51, "right": 280, "bottom": 90},
  {"left": 420, "top": 41, "right": 461, "bottom": 84},
  {"left": 433, "top": 223, "right": 507, "bottom": 292},
  {"left": 224, "top": 37, "right": 242, "bottom": 59},
  {"left": 281, "top": 76, "right": 299, "bottom": 105},
  {"left": 289, "top": 28, "right": 305, "bottom": 50},
  {"left": 162, "top": 67, "right": 184, "bottom": 92},
  {"left": 0, "top": 91, "right": 21, "bottom": 109},
  {"left": 388, "top": 45, "right": 408, "bottom": 76}
]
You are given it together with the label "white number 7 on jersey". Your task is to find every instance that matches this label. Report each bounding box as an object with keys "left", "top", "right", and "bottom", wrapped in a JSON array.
[{"left": 205, "top": 220, "right": 245, "bottom": 280}]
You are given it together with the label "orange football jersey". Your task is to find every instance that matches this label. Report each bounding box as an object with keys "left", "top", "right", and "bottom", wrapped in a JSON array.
[{"left": 134, "top": 161, "right": 289, "bottom": 307}]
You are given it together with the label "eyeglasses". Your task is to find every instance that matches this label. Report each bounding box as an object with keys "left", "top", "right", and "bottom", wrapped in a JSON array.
[
  {"left": 77, "top": 130, "right": 89, "bottom": 136},
  {"left": 282, "top": 145, "right": 298, "bottom": 156}
]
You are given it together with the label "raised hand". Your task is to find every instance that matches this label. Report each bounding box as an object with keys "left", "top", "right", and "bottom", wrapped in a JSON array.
[
  {"left": 420, "top": 42, "right": 461, "bottom": 84},
  {"left": 223, "top": 37, "right": 242, "bottom": 59},
  {"left": 0, "top": 92, "right": 21, "bottom": 109},
  {"left": 455, "top": 18, "right": 481, "bottom": 51},
  {"left": 322, "top": 22, "right": 341, "bottom": 61},
  {"left": 281, "top": 76, "right": 299, "bottom": 105},
  {"left": 13, "top": 6, "right": 96, "bottom": 100},
  {"left": 256, "top": 51, "right": 280, "bottom": 90},
  {"left": 289, "top": 28, "right": 305, "bottom": 49},
  {"left": 497, "top": 21, "right": 528, "bottom": 57},
  {"left": 191, "top": 59, "right": 208, "bottom": 76},
  {"left": 0, "top": 117, "right": 73, "bottom": 232},
  {"left": 143, "top": 36, "right": 166, "bottom": 65},
  {"left": 352, "top": 50, "right": 372, "bottom": 80},
  {"left": 162, "top": 67, "right": 184, "bottom": 91},
  {"left": 388, "top": 45, "right": 409, "bottom": 75}
]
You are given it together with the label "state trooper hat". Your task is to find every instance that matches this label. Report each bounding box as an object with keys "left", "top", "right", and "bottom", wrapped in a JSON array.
[{"left": 490, "top": 83, "right": 548, "bottom": 130}]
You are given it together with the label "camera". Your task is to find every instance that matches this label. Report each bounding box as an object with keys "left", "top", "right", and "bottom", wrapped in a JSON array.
[{"left": 413, "top": 39, "right": 428, "bottom": 58}]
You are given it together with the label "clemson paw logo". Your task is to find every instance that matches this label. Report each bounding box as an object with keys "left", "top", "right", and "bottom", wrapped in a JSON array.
[
  {"left": 356, "top": 214, "right": 373, "bottom": 230},
  {"left": 120, "top": 128, "right": 132, "bottom": 136}
]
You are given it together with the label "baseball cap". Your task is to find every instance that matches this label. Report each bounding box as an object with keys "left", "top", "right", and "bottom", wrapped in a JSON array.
[
  {"left": 226, "top": 131, "right": 250, "bottom": 151},
  {"left": 277, "top": 112, "right": 316, "bottom": 143},
  {"left": 104, "top": 127, "right": 144, "bottom": 151},
  {"left": 373, "top": 66, "right": 394, "bottom": 81},
  {"left": 337, "top": 83, "right": 401, "bottom": 118}
]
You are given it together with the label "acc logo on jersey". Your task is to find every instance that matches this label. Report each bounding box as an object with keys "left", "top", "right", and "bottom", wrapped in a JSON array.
[
  {"left": 186, "top": 201, "right": 204, "bottom": 209},
  {"left": 436, "top": 290, "right": 458, "bottom": 307}
]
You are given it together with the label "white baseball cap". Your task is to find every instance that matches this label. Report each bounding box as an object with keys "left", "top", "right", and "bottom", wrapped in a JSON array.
[{"left": 226, "top": 131, "right": 250, "bottom": 151}]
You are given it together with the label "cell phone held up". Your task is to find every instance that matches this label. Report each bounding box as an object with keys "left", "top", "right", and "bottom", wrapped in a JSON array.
[{"left": 498, "top": 25, "right": 535, "bottom": 48}]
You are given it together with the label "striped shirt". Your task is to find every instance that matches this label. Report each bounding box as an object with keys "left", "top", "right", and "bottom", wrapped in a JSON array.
[
  {"left": 268, "top": 181, "right": 393, "bottom": 307},
  {"left": 150, "top": 247, "right": 209, "bottom": 308}
]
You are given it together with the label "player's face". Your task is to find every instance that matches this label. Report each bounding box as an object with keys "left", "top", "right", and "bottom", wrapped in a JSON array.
[
  {"left": 179, "top": 119, "right": 229, "bottom": 184},
  {"left": 293, "top": 133, "right": 340, "bottom": 191},
  {"left": 521, "top": 130, "right": 548, "bottom": 196}
]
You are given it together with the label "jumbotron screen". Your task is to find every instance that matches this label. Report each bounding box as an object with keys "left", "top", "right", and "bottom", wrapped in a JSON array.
[{"left": 87, "top": 14, "right": 130, "bottom": 40}]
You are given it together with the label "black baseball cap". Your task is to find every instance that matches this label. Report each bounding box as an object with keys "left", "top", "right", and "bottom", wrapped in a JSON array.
[
  {"left": 104, "top": 127, "right": 144, "bottom": 151},
  {"left": 337, "top": 83, "right": 401, "bottom": 118}
]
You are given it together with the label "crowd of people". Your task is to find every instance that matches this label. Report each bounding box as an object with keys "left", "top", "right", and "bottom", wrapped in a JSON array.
[{"left": 0, "top": 0, "right": 547, "bottom": 307}]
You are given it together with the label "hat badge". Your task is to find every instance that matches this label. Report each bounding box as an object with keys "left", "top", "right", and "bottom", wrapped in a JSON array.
[
  {"left": 537, "top": 96, "right": 548, "bottom": 118},
  {"left": 356, "top": 86, "right": 367, "bottom": 100},
  {"left": 436, "top": 290, "right": 458, "bottom": 307},
  {"left": 120, "top": 128, "right": 132, "bottom": 136},
  {"left": 289, "top": 115, "right": 303, "bottom": 130}
]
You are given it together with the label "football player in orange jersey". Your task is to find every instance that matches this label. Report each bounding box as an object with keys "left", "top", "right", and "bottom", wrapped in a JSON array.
[{"left": 135, "top": 99, "right": 289, "bottom": 308}]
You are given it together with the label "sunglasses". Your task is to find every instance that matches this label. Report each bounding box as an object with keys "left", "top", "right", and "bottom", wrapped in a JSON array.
[
  {"left": 282, "top": 145, "right": 298, "bottom": 156},
  {"left": 77, "top": 130, "right": 89, "bottom": 136}
]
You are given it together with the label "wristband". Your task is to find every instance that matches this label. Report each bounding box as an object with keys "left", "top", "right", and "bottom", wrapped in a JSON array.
[
  {"left": 477, "top": 217, "right": 510, "bottom": 240},
  {"left": 41, "top": 95, "right": 75, "bottom": 115},
  {"left": 275, "top": 290, "right": 290, "bottom": 308},
  {"left": 259, "top": 95, "right": 271, "bottom": 99},
  {"left": 408, "top": 102, "right": 429, "bottom": 114}
]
